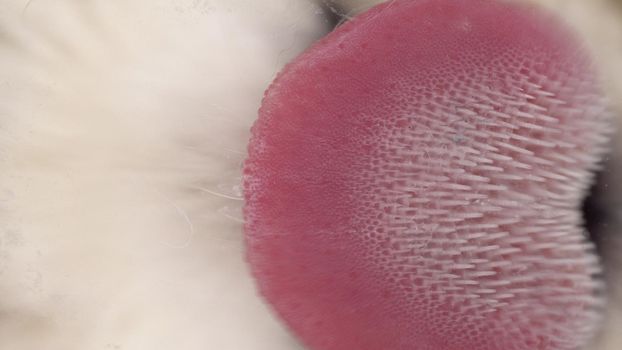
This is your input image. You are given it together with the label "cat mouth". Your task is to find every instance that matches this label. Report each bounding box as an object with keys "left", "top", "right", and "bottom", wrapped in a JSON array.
[{"left": 583, "top": 133, "right": 622, "bottom": 291}]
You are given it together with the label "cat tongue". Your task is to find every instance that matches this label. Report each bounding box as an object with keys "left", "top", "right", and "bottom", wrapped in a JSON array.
[{"left": 244, "top": 1, "right": 609, "bottom": 349}]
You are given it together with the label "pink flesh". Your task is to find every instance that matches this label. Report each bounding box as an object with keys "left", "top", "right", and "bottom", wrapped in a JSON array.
[{"left": 244, "top": 1, "right": 610, "bottom": 349}]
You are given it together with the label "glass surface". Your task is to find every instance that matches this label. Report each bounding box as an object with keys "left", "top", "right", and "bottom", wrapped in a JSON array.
[{"left": 0, "top": 0, "right": 620, "bottom": 349}]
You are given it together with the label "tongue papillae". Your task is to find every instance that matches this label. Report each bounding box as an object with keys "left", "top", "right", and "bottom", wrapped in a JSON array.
[{"left": 243, "top": 1, "right": 611, "bottom": 349}]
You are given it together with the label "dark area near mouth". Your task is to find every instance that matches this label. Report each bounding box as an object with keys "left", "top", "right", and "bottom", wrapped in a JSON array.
[
  {"left": 582, "top": 148, "right": 622, "bottom": 293},
  {"left": 584, "top": 168, "right": 610, "bottom": 258},
  {"left": 319, "top": 1, "right": 344, "bottom": 30}
]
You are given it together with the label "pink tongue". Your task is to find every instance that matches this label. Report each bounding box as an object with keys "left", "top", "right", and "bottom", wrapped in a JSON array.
[{"left": 243, "top": 1, "right": 610, "bottom": 349}]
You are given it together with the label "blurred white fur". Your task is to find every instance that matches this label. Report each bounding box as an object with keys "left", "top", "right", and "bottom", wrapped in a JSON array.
[
  {"left": 0, "top": 0, "right": 620, "bottom": 349},
  {"left": 0, "top": 1, "right": 328, "bottom": 349}
]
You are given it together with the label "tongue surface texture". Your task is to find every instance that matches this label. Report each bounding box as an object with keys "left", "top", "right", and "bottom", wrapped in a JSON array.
[{"left": 243, "top": 1, "right": 610, "bottom": 349}]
